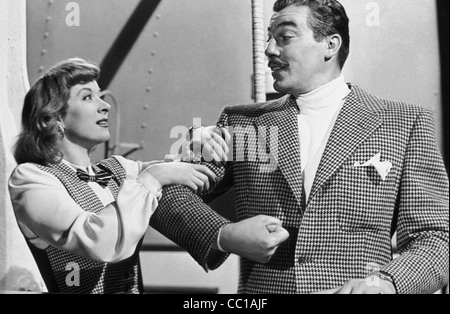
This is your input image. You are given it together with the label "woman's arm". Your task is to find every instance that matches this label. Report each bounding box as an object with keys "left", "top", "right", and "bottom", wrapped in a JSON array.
[{"left": 9, "top": 162, "right": 160, "bottom": 263}]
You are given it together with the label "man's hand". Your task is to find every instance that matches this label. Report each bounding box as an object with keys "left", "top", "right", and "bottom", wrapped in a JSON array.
[
  {"left": 219, "top": 215, "right": 290, "bottom": 264},
  {"left": 311, "top": 275, "right": 396, "bottom": 294},
  {"left": 191, "top": 126, "right": 231, "bottom": 164}
]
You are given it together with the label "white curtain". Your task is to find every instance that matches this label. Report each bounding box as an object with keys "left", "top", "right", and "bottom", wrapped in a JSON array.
[{"left": 0, "top": 0, "right": 46, "bottom": 293}]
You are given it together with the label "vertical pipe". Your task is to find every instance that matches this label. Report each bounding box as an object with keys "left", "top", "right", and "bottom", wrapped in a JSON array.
[
  {"left": 437, "top": 0, "right": 449, "bottom": 174},
  {"left": 252, "top": 0, "right": 266, "bottom": 103}
]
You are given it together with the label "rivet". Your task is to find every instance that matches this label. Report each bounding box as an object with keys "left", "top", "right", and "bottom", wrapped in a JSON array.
[
  {"left": 41, "top": 49, "right": 47, "bottom": 55},
  {"left": 156, "top": 14, "right": 161, "bottom": 19},
  {"left": 153, "top": 32, "right": 159, "bottom": 38},
  {"left": 151, "top": 50, "right": 157, "bottom": 56},
  {"left": 46, "top": 16, "right": 52, "bottom": 22},
  {"left": 48, "top": 0, "right": 54, "bottom": 5},
  {"left": 141, "top": 123, "right": 148, "bottom": 129},
  {"left": 143, "top": 104, "right": 150, "bottom": 110},
  {"left": 44, "top": 32, "right": 50, "bottom": 38},
  {"left": 148, "top": 68, "right": 154, "bottom": 74},
  {"left": 38, "top": 66, "right": 45, "bottom": 72},
  {"left": 145, "top": 87, "right": 152, "bottom": 93}
]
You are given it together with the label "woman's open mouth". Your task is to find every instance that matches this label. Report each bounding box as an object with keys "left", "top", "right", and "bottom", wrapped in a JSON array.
[{"left": 96, "top": 119, "right": 109, "bottom": 128}]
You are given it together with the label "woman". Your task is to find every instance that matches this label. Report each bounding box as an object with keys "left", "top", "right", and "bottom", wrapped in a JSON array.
[{"left": 8, "top": 58, "right": 217, "bottom": 294}]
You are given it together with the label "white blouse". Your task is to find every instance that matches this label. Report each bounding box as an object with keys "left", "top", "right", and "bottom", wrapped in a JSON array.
[{"left": 8, "top": 155, "right": 162, "bottom": 264}]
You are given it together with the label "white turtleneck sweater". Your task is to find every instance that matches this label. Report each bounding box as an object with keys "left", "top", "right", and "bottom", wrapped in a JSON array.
[{"left": 296, "top": 75, "right": 350, "bottom": 201}]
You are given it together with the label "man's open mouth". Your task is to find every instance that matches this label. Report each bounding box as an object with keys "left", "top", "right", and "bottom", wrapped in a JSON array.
[{"left": 268, "top": 60, "right": 289, "bottom": 72}]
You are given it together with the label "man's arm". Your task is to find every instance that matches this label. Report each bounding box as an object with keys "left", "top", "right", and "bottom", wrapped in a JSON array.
[
  {"left": 149, "top": 163, "right": 289, "bottom": 271},
  {"left": 150, "top": 183, "right": 231, "bottom": 271},
  {"left": 150, "top": 109, "right": 289, "bottom": 271},
  {"left": 325, "top": 108, "right": 449, "bottom": 294},
  {"left": 380, "top": 108, "right": 449, "bottom": 294}
]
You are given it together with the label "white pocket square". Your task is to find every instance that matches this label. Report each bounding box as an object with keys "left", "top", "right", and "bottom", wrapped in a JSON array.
[{"left": 354, "top": 153, "right": 393, "bottom": 181}]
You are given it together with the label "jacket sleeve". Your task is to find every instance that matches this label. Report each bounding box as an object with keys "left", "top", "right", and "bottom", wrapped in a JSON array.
[
  {"left": 381, "top": 108, "right": 449, "bottom": 294},
  {"left": 150, "top": 108, "right": 234, "bottom": 271}
]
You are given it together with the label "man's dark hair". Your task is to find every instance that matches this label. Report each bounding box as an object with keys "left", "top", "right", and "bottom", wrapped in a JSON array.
[{"left": 274, "top": 0, "right": 350, "bottom": 68}]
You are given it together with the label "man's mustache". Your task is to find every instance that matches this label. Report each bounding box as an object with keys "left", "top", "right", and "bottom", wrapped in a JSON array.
[{"left": 268, "top": 58, "right": 289, "bottom": 68}]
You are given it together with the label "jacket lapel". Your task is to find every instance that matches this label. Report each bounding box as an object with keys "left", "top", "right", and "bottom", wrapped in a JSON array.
[
  {"left": 255, "top": 96, "right": 304, "bottom": 206},
  {"left": 307, "top": 88, "right": 383, "bottom": 206}
]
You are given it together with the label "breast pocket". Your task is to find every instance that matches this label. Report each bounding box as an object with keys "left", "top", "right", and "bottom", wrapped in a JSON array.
[{"left": 336, "top": 166, "right": 397, "bottom": 232}]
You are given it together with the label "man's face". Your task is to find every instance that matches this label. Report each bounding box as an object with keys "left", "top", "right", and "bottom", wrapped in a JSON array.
[{"left": 266, "top": 5, "right": 329, "bottom": 95}]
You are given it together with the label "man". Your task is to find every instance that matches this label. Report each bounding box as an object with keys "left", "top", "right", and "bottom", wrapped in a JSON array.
[{"left": 150, "top": 0, "right": 449, "bottom": 294}]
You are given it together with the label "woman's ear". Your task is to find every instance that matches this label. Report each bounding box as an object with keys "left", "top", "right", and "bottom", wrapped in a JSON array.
[
  {"left": 57, "top": 124, "right": 65, "bottom": 134},
  {"left": 325, "top": 34, "right": 342, "bottom": 62},
  {"left": 55, "top": 116, "right": 65, "bottom": 134},
  {"left": 39, "top": 115, "right": 51, "bottom": 130}
]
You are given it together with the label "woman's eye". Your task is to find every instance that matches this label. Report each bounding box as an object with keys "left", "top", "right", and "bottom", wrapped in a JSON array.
[{"left": 83, "top": 94, "right": 93, "bottom": 101}]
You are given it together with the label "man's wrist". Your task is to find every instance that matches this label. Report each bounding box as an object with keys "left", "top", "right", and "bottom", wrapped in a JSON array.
[
  {"left": 213, "top": 224, "right": 233, "bottom": 253},
  {"left": 371, "top": 271, "right": 397, "bottom": 293},
  {"left": 377, "top": 271, "right": 394, "bottom": 284}
]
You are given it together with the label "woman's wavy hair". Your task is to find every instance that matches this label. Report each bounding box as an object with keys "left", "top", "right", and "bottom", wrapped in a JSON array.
[
  {"left": 273, "top": 0, "right": 350, "bottom": 69},
  {"left": 13, "top": 58, "right": 100, "bottom": 165}
]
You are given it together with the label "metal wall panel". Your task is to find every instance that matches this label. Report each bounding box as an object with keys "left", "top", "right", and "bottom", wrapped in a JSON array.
[{"left": 27, "top": 0, "right": 254, "bottom": 163}]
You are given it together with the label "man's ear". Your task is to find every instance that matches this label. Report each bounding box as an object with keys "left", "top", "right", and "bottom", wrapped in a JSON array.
[{"left": 325, "top": 34, "right": 342, "bottom": 61}]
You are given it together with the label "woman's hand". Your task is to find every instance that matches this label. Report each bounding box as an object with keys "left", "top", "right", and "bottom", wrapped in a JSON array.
[{"left": 144, "top": 162, "right": 217, "bottom": 193}]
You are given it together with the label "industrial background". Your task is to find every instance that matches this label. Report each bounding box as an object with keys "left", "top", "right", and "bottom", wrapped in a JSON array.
[{"left": 1, "top": 0, "right": 448, "bottom": 294}]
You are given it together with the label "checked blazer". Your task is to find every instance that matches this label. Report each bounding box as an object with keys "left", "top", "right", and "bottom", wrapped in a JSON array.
[{"left": 150, "top": 84, "right": 449, "bottom": 294}]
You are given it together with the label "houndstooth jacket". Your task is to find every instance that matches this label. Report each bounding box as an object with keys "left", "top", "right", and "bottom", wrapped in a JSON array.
[{"left": 150, "top": 84, "right": 449, "bottom": 294}]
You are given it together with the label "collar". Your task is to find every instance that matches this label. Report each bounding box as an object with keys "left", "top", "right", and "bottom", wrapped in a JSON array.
[
  {"left": 296, "top": 75, "right": 350, "bottom": 110},
  {"left": 62, "top": 159, "right": 95, "bottom": 175}
]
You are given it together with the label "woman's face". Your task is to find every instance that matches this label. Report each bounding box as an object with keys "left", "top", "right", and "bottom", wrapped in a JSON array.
[{"left": 61, "top": 80, "right": 111, "bottom": 150}]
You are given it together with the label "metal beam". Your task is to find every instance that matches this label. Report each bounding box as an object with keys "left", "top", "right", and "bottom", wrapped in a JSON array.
[{"left": 98, "top": 0, "right": 162, "bottom": 90}]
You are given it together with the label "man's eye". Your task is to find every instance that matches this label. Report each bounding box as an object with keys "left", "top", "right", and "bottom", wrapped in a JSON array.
[{"left": 272, "top": 35, "right": 293, "bottom": 44}]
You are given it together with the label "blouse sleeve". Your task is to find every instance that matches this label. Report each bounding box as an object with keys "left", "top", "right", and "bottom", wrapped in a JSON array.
[{"left": 8, "top": 161, "right": 161, "bottom": 264}]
